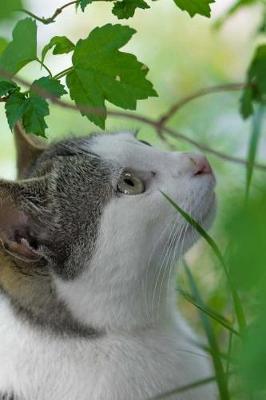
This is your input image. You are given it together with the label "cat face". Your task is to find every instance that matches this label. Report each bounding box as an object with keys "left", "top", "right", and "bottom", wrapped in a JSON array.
[
  {"left": 0, "top": 128, "right": 216, "bottom": 332},
  {"left": 88, "top": 132, "right": 216, "bottom": 272}
]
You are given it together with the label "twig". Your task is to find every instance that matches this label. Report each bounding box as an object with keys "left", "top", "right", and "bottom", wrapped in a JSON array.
[
  {"left": 0, "top": 69, "right": 265, "bottom": 171},
  {"left": 18, "top": 1, "right": 77, "bottom": 24},
  {"left": 158, "top": 83, "right": 246, "bottom": 127}
]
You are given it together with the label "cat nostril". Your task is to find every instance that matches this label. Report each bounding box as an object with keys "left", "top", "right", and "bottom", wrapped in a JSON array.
[{"left": 189, "top": 156, "right": 213, "bottom": 176}]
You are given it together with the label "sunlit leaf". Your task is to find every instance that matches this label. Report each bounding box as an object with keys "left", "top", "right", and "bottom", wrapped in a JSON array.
[
  {"left": 67, "top": 23, "right": 157, "bottom": 128},
  {"left": 31, "top": 77, "right": 67, "bottom": 98},
  {"left": 173, "top": 0, "right": 215, "bottom": 18},
  {"left": 112, "top": 0, "right": 150, "bottom": 19}
]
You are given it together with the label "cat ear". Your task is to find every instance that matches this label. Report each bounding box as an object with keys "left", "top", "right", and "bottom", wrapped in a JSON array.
[
  {"left": 14, "top": 122, "right": 48, "bottom": 179},
  {"left": 0, "top": 178, "right": 48, "bottom": 263}
]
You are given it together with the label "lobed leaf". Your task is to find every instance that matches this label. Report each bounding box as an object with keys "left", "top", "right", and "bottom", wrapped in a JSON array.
[
  {"left": 77, "top": 0, "right": 93, "bottom": 12},
  {"left": 31, "top": 77, "right": 67, "bottom": 99},
  {"left": 0, "top": 18, "right": 37, "bottom": 79},
  {"left": 0, "top": 81, "right": 18, "bottom": 97},
  {"left": 5, "top": 91, "right": 49, "bottom": 137},
  {"left": 22, "top": 94, "right": 49, "bottom": 137},
  {"left": 67, "top": 23, "right": 157, "bottom": 128},
  {"left": 112, "top": 0, "right": 150, "bottom": 19},
  {"left": 5, "top": 92, "right": 27, "bottom": 129},
  {"left": 173, "top": 0, "right": 215, "bottom": 18}
]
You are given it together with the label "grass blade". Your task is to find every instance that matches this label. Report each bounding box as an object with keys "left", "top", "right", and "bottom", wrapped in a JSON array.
[
  {"left": 178, "top": 289, "right": 240, "bottom": 336},
  {"left": 161, "top": 191, "right": 246, "bottom": 333},
  {"left": 184, "top": 262, "right": 230, "bottom": 400},
  {"left": 246, "top": 105, "right": 265, "bottom": 202},
  {"left": 149, "top": 376, "right": 216, "bottom": 400}
]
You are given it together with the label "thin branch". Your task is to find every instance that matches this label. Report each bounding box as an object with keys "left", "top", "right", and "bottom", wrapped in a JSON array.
[
  {"left": 18, "top": 1, "right": 77, "bottom": 24},
  {"left": 1, "top": 69, "right": 265, "bottom": 171},
  {"left": 158, "top": 83, "right": 246, "bottom": 126}
]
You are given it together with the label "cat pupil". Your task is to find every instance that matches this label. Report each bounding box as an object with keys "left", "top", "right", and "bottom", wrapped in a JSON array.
[{"left": 124, "top": 178, "right": 135, "bottom": 187}]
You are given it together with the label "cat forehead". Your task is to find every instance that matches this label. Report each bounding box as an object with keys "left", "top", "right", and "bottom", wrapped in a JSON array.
[{"left": 88, "top": 132, "right": 164, "bottom": 169}]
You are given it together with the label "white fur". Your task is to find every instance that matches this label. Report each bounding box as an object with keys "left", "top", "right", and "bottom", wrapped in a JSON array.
[{"left": 0, "top": 133, "right": 217, "bottom": 399}]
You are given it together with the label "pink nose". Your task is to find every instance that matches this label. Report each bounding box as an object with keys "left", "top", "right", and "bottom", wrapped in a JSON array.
[{"left": 189, "top": 155, "right": 213, "bottom": 176}]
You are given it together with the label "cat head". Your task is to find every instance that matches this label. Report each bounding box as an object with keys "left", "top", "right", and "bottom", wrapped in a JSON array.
[{"left": 0, "top": 124, "right": 216, "bottom": 333}]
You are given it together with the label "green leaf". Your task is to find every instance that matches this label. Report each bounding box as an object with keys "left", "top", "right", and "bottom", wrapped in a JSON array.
[
  {"left": 0, "top": 0, "right": 22, "bottom": 21},
  {"left": 240, "top": 86, "right": 254, "bottom": 119},
  {"left": 0, "top": 18, "right": 37, "bottom": 79},
  {"left": 5, "top": 92, "right": 27, "bottom": 130},
  {"left": 240, "top": 45, "right": 266, "bottom": 119},
  {"left": 67, "top": 23, "right": 157, "bottom": 128},
  {"left": 0, "top": 81, "right": 18, "bottom": 97},
  {"left": 22, "top": 94, "right": 49, "bottom": 137},
  {"left": 5, "top": 91, "right": 49, "bottom": 137},
  {"left": 41, "top": 36, "right": 75, "bottom": 63},
  {"left": 31, "top": 77, "right": 67, "bottom": 99},
  {"left": 77, "top": 0, "right": 93, "bottom": 11},
  {"left": 112, "top": 0, "right": 150, "bottom": 19},
  {"left": 173, "top": 0, "right": 215, "bottom": 18}
]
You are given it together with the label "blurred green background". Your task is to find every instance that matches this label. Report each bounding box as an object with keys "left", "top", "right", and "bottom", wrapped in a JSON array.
[{"left": 1, "top": 1, "right": 266, "bottom": 397}]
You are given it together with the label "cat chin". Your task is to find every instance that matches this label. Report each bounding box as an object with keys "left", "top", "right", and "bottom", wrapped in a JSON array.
[{"left": 173, "top": 191, "right": 217, "bottom": 256}]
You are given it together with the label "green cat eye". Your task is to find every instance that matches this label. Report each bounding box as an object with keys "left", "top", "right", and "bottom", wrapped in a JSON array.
[{"left": 117, "top": 171, "right": 145, "bottom": 195}]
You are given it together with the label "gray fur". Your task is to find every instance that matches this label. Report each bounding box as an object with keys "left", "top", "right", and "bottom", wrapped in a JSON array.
[{"left": 0, "top": 135, "right": 117, "bottom": 337}]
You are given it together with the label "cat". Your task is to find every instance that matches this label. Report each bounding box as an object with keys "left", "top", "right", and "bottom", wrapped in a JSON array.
[{"left": 0, "top": 123, "right": 217, "bottom": 400}]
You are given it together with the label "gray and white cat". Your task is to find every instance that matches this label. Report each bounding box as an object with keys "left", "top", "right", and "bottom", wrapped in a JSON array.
[{"left": 0, "top": 124, "right": 217, "bottom": 400}]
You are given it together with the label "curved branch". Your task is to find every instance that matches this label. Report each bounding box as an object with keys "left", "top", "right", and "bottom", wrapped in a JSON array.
[
  {"left": 19, "top": 1, "right": 77, "bottom": 24},
  {"left": 158, "top": 83, "right": 246, "bottom": 127},
  {"left": 1, "top": 70, "right": 265, "bottom": 171}
]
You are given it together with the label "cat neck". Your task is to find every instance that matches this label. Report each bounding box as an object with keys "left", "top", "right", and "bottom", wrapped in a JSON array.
[{"left": 54, "top": 255, "right": 179, "bottom": 334}]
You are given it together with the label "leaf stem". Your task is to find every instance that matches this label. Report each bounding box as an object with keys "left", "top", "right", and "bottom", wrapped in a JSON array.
[
  {"left": 35, "top": 58, "right": 53, "bottom": 77},
  {"left": 54, "top": 67, "right": 73, "bottom": 80}
]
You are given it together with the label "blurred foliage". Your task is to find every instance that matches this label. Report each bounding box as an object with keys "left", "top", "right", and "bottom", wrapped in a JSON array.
[
  {"left": 1, "top": 1, "right": 266, "bottom": 399},
  {"left": 0, "top": 0, "right": 23, "bottom": 22}
]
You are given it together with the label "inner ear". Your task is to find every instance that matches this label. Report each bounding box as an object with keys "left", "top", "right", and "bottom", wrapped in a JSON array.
[
  {"left": 0, "top": 199, "right": 41, "bottom": 263},
  {"left": 14, "top": 122, "right": 48, "bottom": 179}
]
